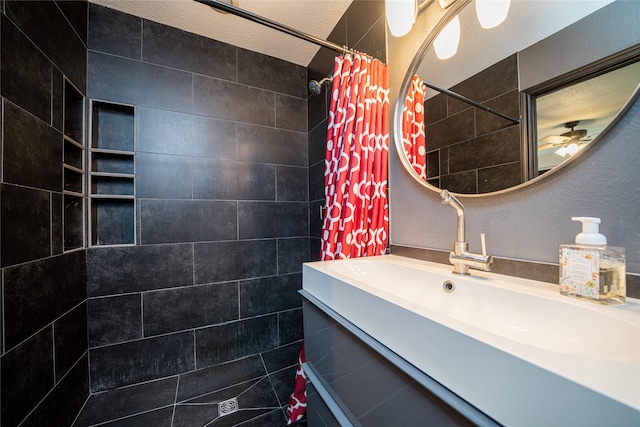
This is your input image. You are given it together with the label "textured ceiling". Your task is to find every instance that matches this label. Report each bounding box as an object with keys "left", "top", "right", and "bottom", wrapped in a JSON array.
[{"left": 90, "top": 0, "right": 353, "bottom": 66}]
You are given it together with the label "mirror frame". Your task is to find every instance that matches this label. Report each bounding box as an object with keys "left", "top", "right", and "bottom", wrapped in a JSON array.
[{"left": 393, "top": 0, "right": 640, "bottom": 198}]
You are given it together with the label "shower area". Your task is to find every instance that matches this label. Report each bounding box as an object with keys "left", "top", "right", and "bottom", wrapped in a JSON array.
[{"left": 0, "top": 1, "right": 386, "bottom": 426}]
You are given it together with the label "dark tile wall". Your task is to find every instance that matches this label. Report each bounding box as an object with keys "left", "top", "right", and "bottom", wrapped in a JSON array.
[
  {"left": 424, "top": 54, "right": 523, "bottom": 194},
  {"left": 0, "top": 1, "right": 89, "bottom": 427},
  {"left": 86, "top": 5, "right": 308, "bottom": 408},
  {"left": 307, "top": 0, "right": 387, "bottom": 259}
]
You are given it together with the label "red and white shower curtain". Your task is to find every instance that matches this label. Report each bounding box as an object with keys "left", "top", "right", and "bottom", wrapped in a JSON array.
[
  {"left": 402, "top": 75, "right": 427, "bottom": 179},
  {"left": 286, "top": 53, "right": 389, "bottom": 425},
  {"left": 319, "top": 53, "right": 390, "bottom": 260}
]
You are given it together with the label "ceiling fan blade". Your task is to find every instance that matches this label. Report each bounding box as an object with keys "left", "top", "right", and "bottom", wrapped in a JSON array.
[
  {"left": 537, "top": 143, "right": 559, "bottom": 151},
  {"left": 540, "top": 135, "right": 569, "bottom": 144}
]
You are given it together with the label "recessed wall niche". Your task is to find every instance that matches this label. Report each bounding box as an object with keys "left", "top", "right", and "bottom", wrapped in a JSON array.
[
  {"left": 89, "top": 100, "right": 136, "bottom": 246},
  {"left": 63, "top": 79, "right": 86, "bottom": 251}
]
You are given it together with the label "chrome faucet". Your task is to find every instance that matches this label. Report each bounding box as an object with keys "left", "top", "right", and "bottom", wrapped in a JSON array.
[{"left": 440, "top": 190, "right": 493, "bottom": 275}]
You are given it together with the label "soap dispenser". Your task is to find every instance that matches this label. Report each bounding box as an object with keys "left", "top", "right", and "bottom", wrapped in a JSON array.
[{"left": 559, "top": 217, "right": 626, "bottom": 304}]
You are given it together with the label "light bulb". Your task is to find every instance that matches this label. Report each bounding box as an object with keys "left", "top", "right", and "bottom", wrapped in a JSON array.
[
  {"left": 475, "top": 0, "right": 511, "bottom": 29},
  {"left": 434, "top": 15, "right": 460, "bottom": 59},
  {"left": 566, "top": 142, "right": 580, "bottom": 155},
  {"left": 386, "top": 0, "right": 416, "bottom": 37},
  {"left": 555, "top": 147, "right": 568, "bottom": 157}
]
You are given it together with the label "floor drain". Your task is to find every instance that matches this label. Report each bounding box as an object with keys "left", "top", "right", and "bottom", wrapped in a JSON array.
[{"left": 218, "top": 397, "right": 239, "bottom": 416}]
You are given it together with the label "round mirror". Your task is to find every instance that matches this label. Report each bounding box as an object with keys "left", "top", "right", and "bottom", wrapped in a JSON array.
[{"left": 395, "top": 0, "right": 640, "bottom": 196}]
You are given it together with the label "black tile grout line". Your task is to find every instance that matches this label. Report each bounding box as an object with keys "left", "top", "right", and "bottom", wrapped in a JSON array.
[{"left": 176, "top": 374, "right": 270, "bottom": 406}]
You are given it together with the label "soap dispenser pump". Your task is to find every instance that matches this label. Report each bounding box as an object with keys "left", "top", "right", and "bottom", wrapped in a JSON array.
[{"left": 559, "top": 217, "right": 626, "bottom": 304}]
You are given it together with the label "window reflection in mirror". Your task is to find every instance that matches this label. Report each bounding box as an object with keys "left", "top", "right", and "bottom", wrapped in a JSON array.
[{"left": 535, "top": 60, "right": 640, "bottom": 174}]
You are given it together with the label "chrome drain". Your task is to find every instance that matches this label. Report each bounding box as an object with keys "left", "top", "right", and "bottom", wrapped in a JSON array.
[
  {"left": 218, "top": 397, "right": 239, "bottom": 416},
  {"left": 443, "top": 280, "right": 456, "bottom": 293}
]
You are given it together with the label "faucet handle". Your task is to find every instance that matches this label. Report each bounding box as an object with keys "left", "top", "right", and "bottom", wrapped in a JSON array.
[{"left": 481, "top": 233, "right": 487, "bottom": 257}]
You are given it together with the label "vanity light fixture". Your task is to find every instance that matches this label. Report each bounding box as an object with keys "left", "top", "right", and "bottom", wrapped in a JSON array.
[
  {"left": 555, "top": 142, "right": 582, "bottom": 157},
  {"left": 386, "top": 0, "right": 426, "bottom": 37},
  {"left": 475, "top": 0, "right": 511, "bottom": 29},
  {"left": 433, "top": 15, "right": 460, "bottom": 59}
]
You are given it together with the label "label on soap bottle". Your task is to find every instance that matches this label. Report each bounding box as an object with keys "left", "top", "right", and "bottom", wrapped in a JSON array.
[{"left": 560, "top": 248, "right": 600, "bottom": 299}]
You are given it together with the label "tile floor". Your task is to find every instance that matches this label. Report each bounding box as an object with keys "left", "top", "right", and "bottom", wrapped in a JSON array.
[{"left": 72, "top": 344, "right": 306, "bottom": 427}]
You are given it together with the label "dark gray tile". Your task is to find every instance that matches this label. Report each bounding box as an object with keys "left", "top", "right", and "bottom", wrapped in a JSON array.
[
  {"left": 174, "top": 377, "right": 279, "bottom": 427},
  {"left": 276, "top": 95, "right": 307, "bottom": 132},
  {"left": 352, "top": 13, "right": 387, "bottom": 63},
  {"left": 89, "top": 3, "right": 141, "bottom": 59},
  {"left": 440, "top": 170, "right": 478, "bottom": 194},
  {"left": 137, "top": 107, "right": 237, "bottom": 159},
  {"left": 140, "top": 199, "right": 237, "bottom": 244},
  {"left": 1, "top": 328, "right": 54, "bottom": 427},
  {"left": 1, "top": 15, "right": 52, "bottom": 123},
  {"left": 52, "top": 69, "right": 64, "bottom": 132},
  {"left": 192, "top": 159, "right": 276, "bottom": 201},
  {"left": 6, "top": 0, "right": 86, "bottom": 90},
  {"left": 193, "top": 75, "right": 276, "bottom": 126},
  {"left": 22, "top": 354, "right": 89, "bottom": 427},
  {"left": 143, "top": 19, "right": 236, "bottom": 80},
  {"left": 309, "top": 200, "right": 324, "bottom": 241},
  {"left": 87, "top": 244, "right": 193, "bottom": 297},
  {"left": 269, "top": 365, "right": 298, "bottom": 408},
  {"left": 309, "top": 161, "right": 325, "bottom": 202},
  {"left": 238, "top": 123, "right": 307, "bottom": 166},
  {"left": 261, "top": 341, "right": 302, "bottom": 374},
  {"left": 425, "top": 92, "right": 448, "bottom": 123},
  {"left": 3, "top": 101, "right": 62, "bottom": 191},
  {"left": 52, "top": 193, "right": 63, "bottom": 255},
  {"left": 136, "top": 153, "right": 193, "bottom": 199},
  {"left": 478, "top": 161, "right": 523, "bottom": 194},
  {"left": 91, "top": 101, "right": 135, "bottom": 151},
  {"left": 88, "top": 294, "right": 142, "bottom": 347},
  {"left": 73, "top": 377, "right": 177, "bottom": 426},
  {"left": 89, "top": 332, "right": 194, "bottom": 392},
  {"left": 309, "top": 237, "right": 321, "bottom": 262},
  {"left": 195, "top": 315, "right": 278, "bottom": 366},
  {"left": 448, "top": 125, "right": 521, "bottom": 174},
  {"left": 237, "top": 409, "right": 288, "bottom": 427},
  {"left": 56, "top": 0, "right": 88, "bottom": 43},
  {"left": 143, "top": 282, "right": 239, "bottom": 336},
  {"left": 238, "top": 48, "right": 306, "bottom": 98},
  {"left": 3, "top": 251, "right": 86, "bottom": 348},
  {"left": 278, "top": 238, "right": 310, "bottom": 274},
  {"left": 176, "top": 354, "right": 266, "bottom": 402},
  {"left": 277, "top": 166, "right": 308, "bottom": 202},
  {"left": 88, "top": 51, "right": 192, "bottom": 112},
  {"left": 475, "top": 91, "right": 521, "bottom": 137},
  {"left": 308, "top": 118, "right": 328, "bottom": 167},
  {"left": 54, "top": 302, "right": 88, "bottom": 382},
  {"left": 426, "top": 109, "right": 475, "bottom": 150},
  {"left": 194, "top": 240, "right": 277, "bottom": 284},
  {"left": 345, "top": 0, "right": 385, "bottom": 49},
  {"left": 239, "top": 274, "right": 302, "bottom": 318},
  {"left": 278, "top": 309, "right": 303, "bottom": 346},
  {"left": 452, "top": 54, "right": 518, "bottom": 106},
  {"left": 99, "top": 407, "right": 174, "bottom": 427},
  {"left": 307, "top": 82, "right": 329, "bottom": 131},
  {"left": 238, "top": 202, "right": 308, "bottom": 239}
]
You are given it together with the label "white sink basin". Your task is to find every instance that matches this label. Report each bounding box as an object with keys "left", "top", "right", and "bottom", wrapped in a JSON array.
[{"left": 303, "top": 254, "right": 640, "bottom": 426}]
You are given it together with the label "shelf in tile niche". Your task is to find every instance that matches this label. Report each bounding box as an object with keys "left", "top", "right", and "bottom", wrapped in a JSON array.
[
  {"left": 64, "top": 195, "right": 84, "bottom": 251},
  {"left": 91, "top": 150, "right": 135, "bottom": 174},
  {"left": 64, "top": 79, "right": 84, "bottom": 145},
  {"left": 89, "top": 99, "right": 136, "bottom": 246},
  {"left": 91, "top": 101, "right": 135, "bottom": 152},
  {"left": 63, "top": 78, "right": 85, "bottom": 252},
  {"left": 90, "top": 175, "right": 135, "bottom": 196},
  {"left": 90, "top": 199, "right": 135, "bottom": 246}
]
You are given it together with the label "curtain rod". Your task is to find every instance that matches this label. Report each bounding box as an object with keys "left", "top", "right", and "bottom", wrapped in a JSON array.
[
  {"left": 193, "top": 0, "right": 356, "bottom": 56},
  {"left": 422, "top": 80, "right": 520, "bottom": 124}
]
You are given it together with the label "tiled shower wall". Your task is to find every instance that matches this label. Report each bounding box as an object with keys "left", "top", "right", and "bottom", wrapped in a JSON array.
[
  {"left": 86, "top": 3, "right": 308, "bottom": 395},
  {"left": 307, "top": 0, "right": 387, "bottom": 258},
  {"left": 424, "top": 54, "right": 522, "bottom": 194},
  {"left": 0, "top": 1, "right": 90, "bottom": 426}
]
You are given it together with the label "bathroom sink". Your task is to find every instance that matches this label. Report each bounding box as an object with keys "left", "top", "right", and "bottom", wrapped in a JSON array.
[{"left": 303, "top": 254, "right": 640, "bottom": 426}]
